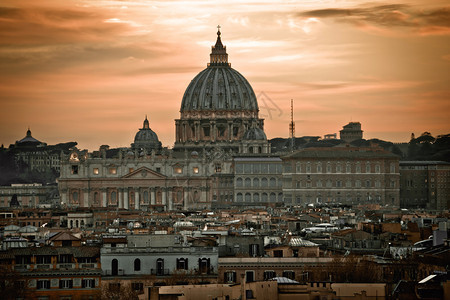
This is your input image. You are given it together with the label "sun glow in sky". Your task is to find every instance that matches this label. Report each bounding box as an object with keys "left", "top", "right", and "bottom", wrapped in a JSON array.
[{"left": 1, "top": 0, "right": 449, "bottom": 150}]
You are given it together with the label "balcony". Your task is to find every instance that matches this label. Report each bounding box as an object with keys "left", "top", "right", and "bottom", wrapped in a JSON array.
[
  {"left": 57, "top": 263, "right": 75, "bottom": 269},
  {"left": 80, "top": 263, "right": 97, "bottom": 269},
  {"left": 35, "top": 264, "right": 52, "bottom": 270},
  {"left": 14, "top": 264, "right": 30, "bottom": 271}
]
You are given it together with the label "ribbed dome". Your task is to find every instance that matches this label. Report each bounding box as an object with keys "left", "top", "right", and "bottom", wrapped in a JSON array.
[
  {"left": 180, "top": 66, "right": 258, "bottom": 112},
  {"left": 243, "top": 127, "right": 267, "bottom": 140},
  {"left": 132, "top": 116, "right": 161, "bottom": 151}
]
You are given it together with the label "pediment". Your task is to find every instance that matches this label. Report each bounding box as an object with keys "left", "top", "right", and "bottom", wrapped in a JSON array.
[{"left": 122, "top": 167, "right": 166, "bottom": 179}]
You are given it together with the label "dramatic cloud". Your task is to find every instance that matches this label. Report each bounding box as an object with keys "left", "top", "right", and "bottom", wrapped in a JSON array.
[{"left": 298, "top": 4, "right": 450, "bottom": 35}]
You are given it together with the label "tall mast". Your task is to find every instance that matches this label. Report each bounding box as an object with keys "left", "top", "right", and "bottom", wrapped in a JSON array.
[{"left": 289, "top": 99, "right": 295, "bottom": 151}]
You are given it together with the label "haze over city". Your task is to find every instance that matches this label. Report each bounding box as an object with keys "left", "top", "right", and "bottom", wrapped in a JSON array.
[{"left": 1, "top": 0, "right": 449, "bottom": 150}]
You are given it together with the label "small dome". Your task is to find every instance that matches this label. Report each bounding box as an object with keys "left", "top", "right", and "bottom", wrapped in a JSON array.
[
  {"left": 243, "top": 127, "right": 267, "bottom": 140},
  {"left": 132, "top": 116, "right": 161, "bottom": 151}
]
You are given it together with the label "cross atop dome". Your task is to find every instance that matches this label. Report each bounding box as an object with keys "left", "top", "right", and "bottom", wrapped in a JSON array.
[{"left": 209, "top": 25, "right": 230, "bottom": 67}]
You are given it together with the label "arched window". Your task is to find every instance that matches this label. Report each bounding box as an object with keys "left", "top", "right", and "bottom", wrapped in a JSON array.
[
  {"left": 156, "top": 258, "right": 164, "bottom": 276},
  {"left": 262, "top": 193, "right": 268, "bottom": 202},
  {"left": 245, "top": 193, "right": 251, "bottom": 202},
  {"left": 269, "top": 178, "right": 276, "bottom": 187},
  {"left": 134, "top": 258, "right": 141, "bottom": 271},
  {"left": 94, "top": 192, "right": 99, "bottom": 205},
  {"left": 270, "top": 193, "right": 276, "bottom": 202},
  {"left": 236, "top": 193, "right": 243, "bottom": 202},
  {"left": 236, "top": 178, "right": 243, "bottom": 187},
  {"left": 112, "top": 259, "right": 118, "bottom": 276},
  {"left": 253, "top": 178, "right": 260, "bottom": 187},
  {"left": 244, "top": 178, "right": 251, "bottom": 187},
  {"left": 261, "top": 178, "right": 268, "bottom": 187},
  {"left": 253, "top": 193, "right": 259, "bottom": 202}
]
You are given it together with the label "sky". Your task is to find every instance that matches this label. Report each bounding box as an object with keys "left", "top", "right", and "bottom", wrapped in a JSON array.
[{"left": 0, "top": 0, "right": 449, "bottom": 150}]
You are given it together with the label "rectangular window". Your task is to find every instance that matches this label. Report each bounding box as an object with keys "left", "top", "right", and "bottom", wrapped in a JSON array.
[
  {"left": 246, "top": 271, "right": 255, "bottom": 283},
  {"left": 174, "top": 167, "right": 183, "bottom": 174},
  {"left": 193, "top": 167, "right": 199, "bottom": 174},
  {"left": 264, "top": 271, "right": 276, "bottom": 280},
  {"left": 71, "top": 165, "right": 78, "bottom": 175},
  {"left": 273, "top": 250, "right": 283, "bottom": 257},
  {"left": 225, "top": 271, "right": 237, "bottom": 283},
  {"left": 215, "top": 164, "right": 222, "bottom": 173},
  {"left": 129, "top": 168, "right": 134, "bottom": 173},
  {"left": 59, "top": 279, "right": 73, "bottom": 289},
  {"left": 37, "top": 280, "right": 50, "bottom": 290},
  {"left": 283, "top": 271, "right": 295, "bottom": 280},
  {"left": 82, "top": 279, "right": 95, "bottom": 288},
  {"left": 93, "top": 168, "right": 99, "bottom": 175},
  {"left": 109, "top": 167, "right": 117, "bottom": 175}
]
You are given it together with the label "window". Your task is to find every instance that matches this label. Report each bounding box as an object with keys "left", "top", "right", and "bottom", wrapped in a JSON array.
[
  {"left": 366, "top": 164, "right": 371, "bottom": 173},
  {"left": 59, "top": 279, "right": 73, "bottom": 289},
  {"left": 246, "top": 271, "right": 255, "bottom": 283},
  {"left": 203, "top": 127, "right": 210, "bottom": 137},
  {"left": 336, "top": 164, "right": 342, "bottom": 173},
  {"left": 36, "top": 255, "right": 51, "bottom": 264},
  {"left": 264, "top": 271, "right": 276, "bottom": 280},
  {"left": 71, "top": 165, "right": 78, "bottom": 175},
  {"left": 236, "top": 178, "right": 243, "bottom": 187},
  {"left": 93, "top": 168, "right": 99, "bottom": 175},
  {"left": 365, "top": 180, "right": 371, "bottom": 188},
  {"left": 82, "top": 279, "right": 95, "bottom": 288},
  {"left": 249, "top": 244, "right": 259, "bottom": 257},
  {"left": 193, "top": 167, "right": 199, "bottom": 174},
  {"left": 245, "top": 178, "right": 251, "bottom": 187},
  {"left": 109, "top": 167, "right": 117, "bottom": 175},
  {"left": 225, "top": 271, "right": 237, "bottom": 283},
  {"left": 176, "top": 258, "right": 188, "bottom": 270},
  {"left": 37, "top": 280, "right": 50, "bottom": 290},
  {"left": 253, "top": 178, "right": 259, "bottom": 187},
  {"left": 156, "top": 258, "right": 165, "bottom": 276},
  {"left": 346, "top": 164, "right": 351, "bottom": 173},
  {"left": 261, "top": 178, "right": 268, "bottom": 187},
  {"left": 317, "top": 164, "right": 322, "bottom": 173},
  {"left": 283, "top": 271, "right": 295, "bottom": 280},
  {"left": 375, "top": 165, "right": 380, "bottom": 173},
  {"left": 198, "top": 258, "right": 210, "bottom": 274},
  {"left": 174, "top": 167, "right": 183, "bottom": 174},
  {"left": 134, "top": 258, "right": 141, "bottom": 271},
  {"left": 326, "top": 164, "right": 331, "bottom": 173},
  {"left": 215, "top": 164, "right": 222, "bottom": 173},
  {"left": 356, "top": 164, "right": 361, "bottom": 173}
]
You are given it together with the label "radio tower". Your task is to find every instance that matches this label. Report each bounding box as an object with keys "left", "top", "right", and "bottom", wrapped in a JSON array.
[{"left": 289, "top": 99, "right": 295, "bottom": 151}]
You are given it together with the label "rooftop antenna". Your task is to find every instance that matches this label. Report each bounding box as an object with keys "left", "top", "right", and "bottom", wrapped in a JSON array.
[{"left": 289, "top": 99, "right": 295, "bottom": 151}]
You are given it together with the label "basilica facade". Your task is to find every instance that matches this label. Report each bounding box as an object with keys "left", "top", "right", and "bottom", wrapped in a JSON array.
[{"left": 58, "top": 29, "right": 270, "bottom": 210}]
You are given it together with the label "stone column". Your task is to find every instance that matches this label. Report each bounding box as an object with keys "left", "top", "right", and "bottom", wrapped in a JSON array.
[
  {"left": 102, "top": 190, "right": 107, "bottom": 207},
  {"left": 151, "top": 188, "right": 156, "bottom": 205},
  {"left": 162, "top": 188, "right": 167, "bottom": 210},
  {"left": 183, "top": 188, "right": 189, "bottom": 210},
  {"left": 118, "top": 188, "right": 123, "bottom": 209},
  {"left": 228, "top": 121, "right": 233, "bottom": 141},
  {"left": 60, "top": 189, "right": 67, "bottom": 206},
  {"left": 168, "top": 188, "right": 173, "bottom": 211},
  {"left": 135, "top": 189, "right": 140, "bottom": 210},
  {"left": 124, "top": 189, "right": 129, "bottom": 209}
]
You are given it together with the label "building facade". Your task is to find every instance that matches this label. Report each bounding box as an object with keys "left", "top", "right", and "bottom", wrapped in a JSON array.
[
  {"left": 281, "top": 147, "right": 400, "bottom": 206},
  {"left": 399, "top": 161, "right": 450, "bottom": 210}
]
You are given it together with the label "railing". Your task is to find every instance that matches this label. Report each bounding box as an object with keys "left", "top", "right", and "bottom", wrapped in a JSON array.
[
  {"left": 35, "top": 264, "right": 52, "bottom": 269},
  {"left": 57, "top": 263, "right": 75, "bottom": 269},
  {"left": 80, "top": 263, "right": 96, "bottom": 269},
  {"left": 14, "top": 265, "right": 29, "bottom": 271}
]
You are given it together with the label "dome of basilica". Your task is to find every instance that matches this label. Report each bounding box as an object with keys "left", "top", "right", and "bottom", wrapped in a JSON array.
[
  {"left": 132, "top": 116, "right": 161, "bottom": 152},
  {"left": 180, "top": 29, "right": 258, "bottom": 113},
  {"left": 243, "top": 126, "right": 267, "bottom": 141}
]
